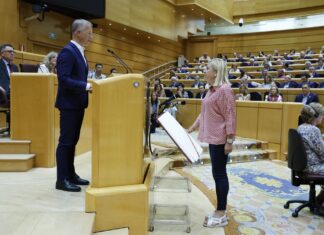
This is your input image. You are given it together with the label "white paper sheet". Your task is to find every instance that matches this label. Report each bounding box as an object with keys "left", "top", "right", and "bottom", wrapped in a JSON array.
[{"left": 158, "top": 112, "right": 202, "bottom": 163}]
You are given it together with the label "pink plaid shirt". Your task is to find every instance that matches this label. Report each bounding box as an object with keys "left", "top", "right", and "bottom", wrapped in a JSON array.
[{"left": 193, "top": 84, "right": 236, "bottom": 145}]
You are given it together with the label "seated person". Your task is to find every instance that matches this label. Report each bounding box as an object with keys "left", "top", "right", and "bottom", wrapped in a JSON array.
[
  {"left": 88, "top": 63, "right": 107, "bottom": 79},
  {"left": 264, "top": 63, "right": 276, "bottom": 71},
  {"left": 191, "top": 75, "right": 204, "bottom": 88},
  {"left": 175, "top": 83, "right": 189, "bottom": 98},
  {"left": 289, "top": 49, "right": 296, "bottom": 56},
  {"left": 298, "top": 74, "right": 318, "bottom": 88},
  {"left": 110, "top": 68, "right": 117, "bottom": 75},
  {"left": 153, "top": 77, "right": 165, "bottom": 89},
  {"left": 195, "top": 85, "right": 207, "bottom": 99},
  {"left": 265, "top": 85, "right": 282, "bottom": 102},
  {"left": 178, "top": 66, "right": 188, "bottom": 74},
  {"left": 235, "top": 84, "right": 250, "bottom": 101},
  {"left": 295, "top": 83, "right": 319, "bottom": 105},
  {"left": 282, "top": 53, "right": 292, "bottom": 61},
  {"left": 199, "top": 62, "right": 207, "bottom": 72},
  {"left": 228, "top": 64, "right": 240, "bottom": 74},
  {"left": 273, "top": 49, "right": 280, "bottom": 57},
  {"left": 199, "top": 52, "right": 211, "bottom": 62},
  {"left": 304, "top": 61, "right": 312, "bottom": 70},
  {"left": 259, "top": 69, "right": 268, "bottom": 79},
  {"left": 154, "top": 84, "right": 166, "bottom": 98},
  {"left": 297, "top": 103, "right": 324, "bottom": 210},
  {"left": 0, "top": 43, "right": 19, "bottom": 101},
  {"left": 186, "top": 74, "right": 195, "bottom": 80},
  {"left": 246, "top": 52, "right": 252, "bottom": 58},
  {"left": 183, "top": 59, "right": 192, "bottom": 68},
  {"left": 283, "top": 62, "right": 293, "bottom": 71},
  {"left": 305, "top": 46, "right": 314, "bottom": 55},
  {"left": 275, "top": 59, "right": 284, "bottom": 66},
  {"left": 299, "top": 51, "right": 312, "bottom": 60},
  {"left": 316, "top": 59, "right": 324, "bottom": 70},
  {"left": 150, "top": 92, "right": 160, "bottom": 133},
  {"left": 277, "top": 69, "right": 286, "bottom": 79},
  {"left": 280, "top": 75, "right": 298, "bottom": 88},
  {"left": 308, "top": 67, "right": 321, "bottom": 78},
  {"left": 320, "top": 46, "right": 324, "bottom": 55},
  {"left": 247, "top": 58, "right": 258, "bottom": 67},
  {"left": 260, "top": 75, "right": 273, "bottom": 89},
  {"left": 38, "top": 51, "right": 58, "bottom": 73},
  {"left": 266, "top": 55, "right": 273, "bottom": 65},
  {"left": 240, "top": 71, "right": 259, "bottom": 88},
  {"left": 258, "top": 51, "right": 265, "bottom": 58},
  {"left": 169, "top": 76, "right": 180, "bottom": 88},
  {"left": 236, "top": 54, "right": 246, "bottom": 63}
]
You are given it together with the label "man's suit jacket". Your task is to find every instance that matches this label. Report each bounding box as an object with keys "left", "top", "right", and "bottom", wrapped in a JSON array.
[
  {"left": 196, "top": 92, "right": 206, "bottom": 99},
  {"left": 55, "top": 42, "right": 89, "bottom": 110},
  {"left": 0, "top": 59, "right": 18, "bottom": 97},
  {"left": 295, "top": 93, "right": 319, "bottom": 105},
  {"left": 280, "top": 81, "right": 298, "bottom": 88}
]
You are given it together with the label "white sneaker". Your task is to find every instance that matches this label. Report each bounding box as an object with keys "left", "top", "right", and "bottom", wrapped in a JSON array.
[{"left": 203, "top": 213, "right": 228, "bottom": 227}]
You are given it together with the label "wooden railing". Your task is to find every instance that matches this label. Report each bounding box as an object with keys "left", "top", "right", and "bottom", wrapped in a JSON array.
[{"left": 142, "top": 60, "right": 177, "bottom": 80}]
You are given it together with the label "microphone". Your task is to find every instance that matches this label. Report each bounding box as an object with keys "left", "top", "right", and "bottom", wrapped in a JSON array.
[{"left": 107, "top": 49, "right": 133, "bottom": 73}]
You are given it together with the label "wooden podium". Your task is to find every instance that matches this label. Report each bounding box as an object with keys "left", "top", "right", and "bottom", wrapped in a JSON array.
[{"left": 85, "top": 74, "right": 153, "bottom": 234}]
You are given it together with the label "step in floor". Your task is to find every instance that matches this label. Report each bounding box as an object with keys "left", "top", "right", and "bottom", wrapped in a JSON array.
[
  {"left": 150, "top": 128, "right": 274, "bottom": 165},
  {"left": 2, "top": 212, "right": 95, "bottom": 235},
  {"left": 0, "top": 153, "right": 35, "bottom": 171},
  {"left": 0, "top": 138, "right": 32, "bottom": 154}
]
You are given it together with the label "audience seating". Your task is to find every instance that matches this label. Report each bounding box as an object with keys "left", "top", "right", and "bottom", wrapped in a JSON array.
[
  {"left": 284, "top": 129, "right": 324, "bottom": 217},
  {"left": 19, "top": 63, "right": 39, "bottom": 72}
]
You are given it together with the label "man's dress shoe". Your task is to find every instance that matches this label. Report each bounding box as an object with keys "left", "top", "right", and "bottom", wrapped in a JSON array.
[
  {"left": 56, "top": 179, "right": 81, "bottom": 192},
  {"left": 70, "top": 175, "right": 90, "bottom": 185}
]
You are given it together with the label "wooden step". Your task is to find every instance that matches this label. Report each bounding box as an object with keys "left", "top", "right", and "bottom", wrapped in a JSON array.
[
  {"left": 0, "top": 154, "right": 35, "bottom": 172},
  {"left": 0, "top": 139, "right": 31, "bottom": 154},
  {"left": 2, "top": 212, "right": 95, "bottom": 235}
]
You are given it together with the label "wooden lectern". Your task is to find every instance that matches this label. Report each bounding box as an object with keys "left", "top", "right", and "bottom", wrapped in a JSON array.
[{"left": 85, "top": 74, "right": 154, "bottom": 234}]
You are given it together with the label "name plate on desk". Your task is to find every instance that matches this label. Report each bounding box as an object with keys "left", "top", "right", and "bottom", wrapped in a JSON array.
[{"left": 158, "top": 112, "right": 202, "bottom": 163}]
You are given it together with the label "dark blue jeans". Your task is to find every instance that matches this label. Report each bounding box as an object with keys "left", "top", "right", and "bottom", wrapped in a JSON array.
[{"left": 209, "top": 144, "right": 229, "bottom": 211}]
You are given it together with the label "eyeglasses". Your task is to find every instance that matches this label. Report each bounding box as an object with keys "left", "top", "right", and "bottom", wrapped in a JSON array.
[{"left": 1, "top": 50, "right": 14, "bottom": 54}]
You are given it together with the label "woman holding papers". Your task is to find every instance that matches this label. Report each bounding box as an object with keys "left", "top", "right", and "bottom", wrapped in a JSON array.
[{"left": 189, "top": 58, "right": 236, "bottom": 228}]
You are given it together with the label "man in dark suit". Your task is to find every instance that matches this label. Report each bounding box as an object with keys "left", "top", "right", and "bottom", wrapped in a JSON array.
[
  {"left": 295, "top": 83, "right": 319, "bottom": 105},
  {"left": 55, "top": 19, "right": 93, "bottom": 192},
  {"left": 0, "top": 43, "right": 19, "bottom": 103},
  {"left": 195, "top": 85, "right": 207, "bottom": 99},
  {"left": 280, "top": 75, "right": 298, "bottom": 89}
]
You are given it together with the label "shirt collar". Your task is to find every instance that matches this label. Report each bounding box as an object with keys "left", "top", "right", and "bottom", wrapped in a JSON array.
[
  {"left": 2, "top": 58, "right": 10, "bottom": 65},
  {"left": 71, "top": 40, "right": 85, "bottom": 54}
]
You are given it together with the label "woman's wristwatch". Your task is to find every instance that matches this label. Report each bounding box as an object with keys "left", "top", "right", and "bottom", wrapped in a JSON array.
[{"left": 226, "top": 138, "right": 234, "bottom": 144}]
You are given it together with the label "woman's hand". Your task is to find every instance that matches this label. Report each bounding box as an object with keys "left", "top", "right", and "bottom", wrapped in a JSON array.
[
  {"left": 224, "top": 143, "right": 233, "bottom": 154},
  {"left": 187, "top": 126, "right": 195, "bottom": 133}
]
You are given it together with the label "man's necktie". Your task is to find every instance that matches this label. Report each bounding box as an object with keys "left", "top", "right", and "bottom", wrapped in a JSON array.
[{"left": 7, "top": 64, "right": 13, "bottom": 73}]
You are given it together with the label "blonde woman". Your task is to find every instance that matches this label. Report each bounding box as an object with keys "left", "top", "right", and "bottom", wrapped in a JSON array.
[
  {"left": 188, "top": 58, "right": 236, "bottom": 227},
  {"left": 38, "top": 51, "right": 58, "bottom": 74}
]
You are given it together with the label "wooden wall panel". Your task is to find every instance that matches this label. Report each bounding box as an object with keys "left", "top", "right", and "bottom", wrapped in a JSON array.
[
  {"left": 0, "top": 0, "right": 27, "bottom": 49},
  {"left": 0, "top": 0, "right": 184, "bottom": 75},
  {"left": 186, "top": 27, "right": 324, "bottom": 60},
  {"left": 233, "top": 0, "right": 324, "bottom": 16}
]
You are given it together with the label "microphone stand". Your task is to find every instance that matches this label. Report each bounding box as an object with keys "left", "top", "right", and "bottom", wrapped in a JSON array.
[{"left": 107, "top": 49, "right": 133, "bottom": 74}]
